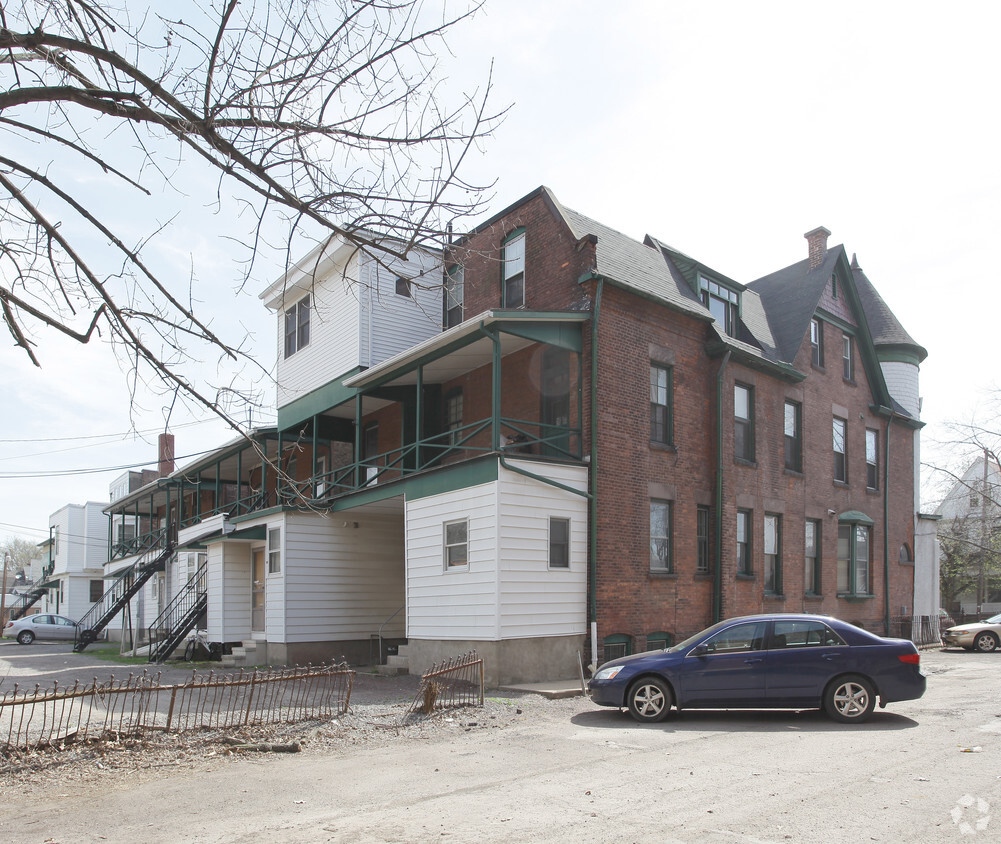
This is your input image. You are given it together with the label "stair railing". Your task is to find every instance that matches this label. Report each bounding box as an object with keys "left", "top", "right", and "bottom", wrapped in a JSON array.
[{"left": 147, "top": 561, "right": 208, "bottom": 663}]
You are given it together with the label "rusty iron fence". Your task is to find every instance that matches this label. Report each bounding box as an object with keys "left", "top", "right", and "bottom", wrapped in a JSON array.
[
  {"left": 0, "top": 663, "right": 354, "bottom": 755},
  {"left": 408, "top": 650, "right": 484, "bottom": 715}
]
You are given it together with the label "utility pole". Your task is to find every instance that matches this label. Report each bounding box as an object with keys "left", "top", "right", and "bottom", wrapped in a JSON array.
[
  {"left": 979, "top": 448, "right": 989, "bottom": 613},
  {"left": 1, "top": 552, "right": 10, "bottom": 625}
]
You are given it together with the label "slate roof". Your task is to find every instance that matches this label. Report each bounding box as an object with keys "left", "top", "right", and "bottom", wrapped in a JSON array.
[{"left": 851, "top": 258, "right": 927, "bottom": 361}]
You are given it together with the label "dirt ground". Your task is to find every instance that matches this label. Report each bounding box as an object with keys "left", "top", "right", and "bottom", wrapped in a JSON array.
[{"left": 1, "top": 643, "right": 1000, "bottom": 843}]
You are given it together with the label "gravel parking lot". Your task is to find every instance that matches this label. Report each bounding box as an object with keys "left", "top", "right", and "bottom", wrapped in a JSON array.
[{"left": 1, "top": 642, "right": 999, "bottom": 843}]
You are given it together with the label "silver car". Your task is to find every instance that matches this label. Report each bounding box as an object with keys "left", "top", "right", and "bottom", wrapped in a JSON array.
[
  {"left": 942, "top": 612, "right": 1001, "bottom": 652},
  {"left": 3, "top": 613, "right": 79, "bottom": 645}
]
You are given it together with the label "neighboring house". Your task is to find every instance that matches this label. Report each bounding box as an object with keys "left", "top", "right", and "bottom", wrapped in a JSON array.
[
  {"left": 37, "top": 501, "right": 109, "bottom": 620},
  {"left": 97, "top": 187, "right": 932, "bottom": 684},
  {"left": 935, "top": 454, "right": 1001, "bottom": 615}
]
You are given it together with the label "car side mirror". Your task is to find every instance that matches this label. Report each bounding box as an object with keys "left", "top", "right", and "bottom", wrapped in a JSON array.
[{"left": 691, "top": 644, "right": 709, "bottom": 657}]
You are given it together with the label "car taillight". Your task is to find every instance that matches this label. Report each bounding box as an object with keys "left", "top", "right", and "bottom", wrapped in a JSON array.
[{"left": 898, "top": 653, "right": 920, "bottom": 665}]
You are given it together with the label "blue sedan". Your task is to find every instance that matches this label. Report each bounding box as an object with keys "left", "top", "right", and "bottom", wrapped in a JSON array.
[{"left": 588, "top": 613, "right": 926, "bottom": 723}]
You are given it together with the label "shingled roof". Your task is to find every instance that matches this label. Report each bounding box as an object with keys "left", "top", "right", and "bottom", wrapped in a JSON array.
[{"left": 851, "top": 256, "right": 927, "bottom": 362}]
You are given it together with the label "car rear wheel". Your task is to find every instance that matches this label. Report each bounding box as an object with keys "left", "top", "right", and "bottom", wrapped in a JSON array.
[
  {"left": 823, "top": 675, "right": 876, "bottom": 723},
  {"left": 626, "top": 677, "right": 672, "bottom": 723},
  {"left": 16, "top": 630, "right": 35, "bottom": 645},
  {"left": 974, "top": 631, "right": 999, "bottom": 653}
]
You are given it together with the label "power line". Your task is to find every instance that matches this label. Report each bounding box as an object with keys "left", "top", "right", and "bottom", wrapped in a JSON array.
[
  {"left": 0, "top": 417, "right": 215, "bottom": 445},
  {"left": 0, "top": 447, "right": 226, "bottom": 480}
]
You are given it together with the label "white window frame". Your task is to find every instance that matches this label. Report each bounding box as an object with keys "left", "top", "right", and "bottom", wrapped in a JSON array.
[
  {"left": 548, "top": 517, "right": 571, "bottom": 569},
  {"left": 443, "top": 519, "right": 469, "bottom": 570},
  {"left": 284, "top": 294, "right": 311, "bottom": 359},
  {"left": 502, "top": 231, "right": 525, "bottom": 308},
  {"left": 267, "top": 527, "right": 281, "bottom": 574}
]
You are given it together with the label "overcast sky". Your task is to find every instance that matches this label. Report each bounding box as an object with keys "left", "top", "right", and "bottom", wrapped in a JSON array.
[{"left": 2, "top": 0, "right": 998, "bottom": 550}]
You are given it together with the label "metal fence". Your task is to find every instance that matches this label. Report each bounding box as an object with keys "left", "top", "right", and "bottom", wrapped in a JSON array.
[
  {"left": 0, "top": 663, "right": 354, "bottom": 755},
  {"left": 408, "top": 651, "right": 484, "bottom": 715}
]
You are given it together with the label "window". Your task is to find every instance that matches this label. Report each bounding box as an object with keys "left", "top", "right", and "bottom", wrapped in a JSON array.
[
  {"left": 395, "top": 276, "right": 411, "bottom": 298},
  {"left": 444, "top": 388, "right": 463, "bottom": 446},
  {"left": 315, "top": 453, "right": 328, "bottom": 497},
  {"left": 646, "top": 632, "right": 673, "bottom": 650},
  {"left": 805, "top": 519, "right": 821, "bottom": 594},
  {"left": 650, "top": 364, "right": 673, "bottom": 445},
  {"left": 810, "top": 318, "right": 824, "bottom": 367},
  {"left": 362, "top": 422, "right": 379, "bottom": 483},
  {"left": 699, "top": 275, "right": 739, "bottom": 336},
  {"left": 838, "top": 523, "right": 870, "bottom": 595},
  {"left": 784, "top": 400, "right": 802, "bottom": 472},
  {"left": 284, "top": 295, "right": 311, "bottom": 358},
  {"left": 771, "top": 619, "right": 844, "bottom": 648},
  {"left": 603, "top": 634, "right": 632, "bottom": 661},
  {"left": 650, "top": 499, "right": 672, "bottom": 572},
  {"left": 444, "top": 519, "right": 469, "bottom": 569},
  {"left": 540, "top": 346, "right": 571, "bottom": 457},
  {"left": 696, "top": 506, "right": 711, "bottom": 574},
  {"left": 831, "top": 273, "right": 838, "bottom": 300},
  {"left": 764, "top": 514, "right": 781, "bottom": 595},
  {"left": 444, "top": 264, "right": 464, "bottom": 328},
  {"left": 865, "top": 428, "right": 879, "bottom": 490},
  {"left": 502, "top": 230, "right": 525, "bottom": 308},
  {"left": 268, "top": 527, "right": 281, "bottom": 573},
  {"left": 833, "top": 417, "right": 847, "bottom": 483},
  {"left": 842, "top": 334, "right": 854, "bottom": 381},
  {"left": 89, "top": 579, "right": 104, "bottom": 602},
  {"left": 549, "top": 517, "right": 570, "bottom": 569},
  {"left": 703, "top": 620, "right": 766, "bottom": 653},
  {"left": 734, "top": 383, "right": 754, "bottom": 461},
  {"left": 737, "top": 509, "right": 752, "bottom": 575}
]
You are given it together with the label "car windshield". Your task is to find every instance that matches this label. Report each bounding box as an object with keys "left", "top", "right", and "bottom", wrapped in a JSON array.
[
  {"left": 986, "top": 613, "right": 1001, "bottom": 624},
  {"left": 666, "top": 619, "right": 731, "bottom": 653}
]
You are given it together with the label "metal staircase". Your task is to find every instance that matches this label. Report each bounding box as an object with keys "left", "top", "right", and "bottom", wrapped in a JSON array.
[
  {"left": 8, "top": 586, "right": 47, "bottom": 620},
  {"left": 73, "top": 539, "right": 174, "bottom": 652},
  {"left": 147, "top": 561, "right": 208, "bottom": 663}
]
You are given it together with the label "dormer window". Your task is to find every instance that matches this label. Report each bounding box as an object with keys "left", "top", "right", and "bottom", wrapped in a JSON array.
[
  {"left": 445, "top": 264, "right": 464, "bottom": 328},
  {"left": 699, "top": 275, "right": 739, "bottom": 336},
  {"left": 502, "top": 229, "right": 525, "bottom": 308},
  {"left": 284, "top": 294, "right": 310, "bottom": 358}
]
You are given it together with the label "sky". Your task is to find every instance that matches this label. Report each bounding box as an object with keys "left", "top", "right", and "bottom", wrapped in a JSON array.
[{"left": 2, "top": 0, "right": 999, "bottom": 550}]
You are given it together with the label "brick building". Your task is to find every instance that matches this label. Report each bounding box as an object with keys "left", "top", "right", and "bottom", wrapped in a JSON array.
[{"left": 96, "top": 186, "right": 931, "bottom": 684}]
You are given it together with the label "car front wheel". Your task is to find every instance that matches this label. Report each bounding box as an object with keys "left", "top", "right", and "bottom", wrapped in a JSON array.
[
  {"left": 16, "top": 630, "right": 35, "bottom": 645},
  {"left": 974, "top": 631, "right": 999, "bottom": 653},
  {"left": 626, "top": 677, "right": 672, "bottom": 723},
  {"left": 823, "top": 675, "right": 876, "bottom": 723}
]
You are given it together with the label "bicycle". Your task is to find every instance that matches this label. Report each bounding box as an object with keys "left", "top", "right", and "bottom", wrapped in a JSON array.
[{"left": 184, "top": 629, "right": 222, "bottom": 662}]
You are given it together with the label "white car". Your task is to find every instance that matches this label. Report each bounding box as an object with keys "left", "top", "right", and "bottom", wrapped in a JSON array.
[
  {"left": 3, "top": 613, "right": 80, "bottom": 645},
  {"left": 942, "top": 613, "right": 1001, "bottom": 652}
]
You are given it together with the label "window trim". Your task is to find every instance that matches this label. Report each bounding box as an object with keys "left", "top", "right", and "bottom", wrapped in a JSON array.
[
  {"left": 865, "top": 428, "right": 879, "bottom": 490},
  {"left": 699, "top": 274, "right": 740, "bottom": 337},
  {"left": 267, "top": 527, "right": 281, "bottom": 574},
  {"left": 444, "top": 264, "right": 464, "bottom": 328},
  {"left": 784, "top": 399, "right": 802, "bottom": 473},
  {"left": 833, "top": 416, "right": 848, "bottom": 483},
  {"left": 734, "top": 383, "right": 755, "bottom": 462},
  {"left": 810, "top": 317, "right": 824, "bottom": 368},
  {"left": 737, "top": 508, "right": 752, "bottom": 575},
  {"left": 805, "top": 519, "right": 821, "bottom": 595},
  {"left": 837, "top": 521, "right": 871, "bottom": 597},
  {"left": 842, "top": 333, "right": 854, "bottom": 381},
  {"left": 284, "top": 294, "right": 311, "bottom": 359},
  {"left": 395, "top": 275, "right": 411, "bottom": 298},
  {"left": 764, "top": 513, "right": 782, "bottom": 595},
  {"left": 650, "top": 499, "right": 673, "bottom": 573},
  {"left": 548, "top": 516, "right": 570, "bottom": 570},
  {"left": 443, "top": 518, "right": 469, "bottom": 570},
  {"left": 502, "top": 229, "right": 526, "bottom": 309},
  {"left": 650, "top": 363, "right": 674, "bottom": 446},
  {"left": 445, "top": 387, "right": 463, "bottom": 447}
]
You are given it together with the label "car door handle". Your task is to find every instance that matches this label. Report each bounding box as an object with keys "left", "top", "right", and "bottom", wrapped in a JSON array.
[
  {"left": 744, "top": 658, "right": 764, "bottom": 664},
  {"left": 821, "top": 653, "right": 841, "bottom": 660}
]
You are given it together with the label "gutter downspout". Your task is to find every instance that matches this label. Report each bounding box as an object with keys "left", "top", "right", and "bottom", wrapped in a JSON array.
[
  {"left": 883, "top": 414, "right": 893, "bottom": 636},
  {"left": 589, "top": 280, "right": 603, "bottom": 671},
  {"left": 714, "top": 351, "right": 731, "bottom": 624}
]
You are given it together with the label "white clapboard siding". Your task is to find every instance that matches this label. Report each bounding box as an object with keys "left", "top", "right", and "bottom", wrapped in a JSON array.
[
  {"left": 496, "top": 461, "right": 588, "bottom": 638},
  {"left": 276, "top": 252, "right": 363, "bottom": 407},
  {"left": 361, "top": 249, "right": 442, "bottom": 367},
  {"left": 281, "top": 511, "right": 405, "bottom": 643}
]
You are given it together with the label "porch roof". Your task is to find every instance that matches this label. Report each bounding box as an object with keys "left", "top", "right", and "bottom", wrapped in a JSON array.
[{"left": 342, "top": 309, "right": 589, "bottom": 391}]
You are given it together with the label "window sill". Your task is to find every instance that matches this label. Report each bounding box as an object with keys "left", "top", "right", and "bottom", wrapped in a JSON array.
[
  {"left": 649, "top": 570, "right": 678, "bottom": 579},
  {"left": 804, "top": 593, "right": 824, "bottom": 601},
  {"left": 694, "top": 571, "right": 713, "bottom": 580},
  {"left": 783, "top": 468, "right": 804, "bottom": 479},
  {"left": 734, "top": 457, "right": 757, "bottom": 469},
  {"left": 865, "top": 487, "right": 880, "bottom": 495},
  {"left": 764, "top": 592, "right": 785, "bottom": 601},
  {"left": 812, "top": 363, "right": 826, "bottom": 374},
  {"left": 837, "top": 593, "right": 874, "bottom": 602},
  {"left": 736, "top": 573, "right": 755, "bottom": 581},
  {"left": 650, "top": 441, "right": 677, "bottom": 454},
  {"left": 833, "top": 480, "right": 849, "bottom": 489},
  {"left": 843, "top": 378, "right": 857, "bottom": 386}
]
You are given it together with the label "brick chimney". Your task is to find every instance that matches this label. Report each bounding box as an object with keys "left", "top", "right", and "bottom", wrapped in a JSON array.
[
  {"left": 804, "top": 226, "right": 831, "bottom": 269},
  {"left": 158, "top": 432, "right": 175, "bottom": 477}
]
